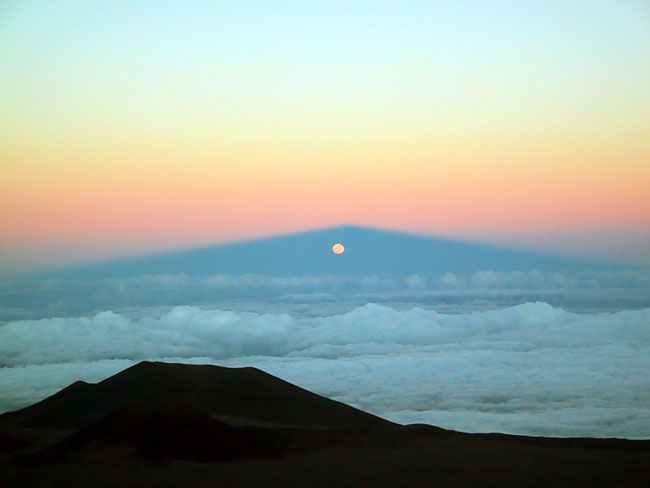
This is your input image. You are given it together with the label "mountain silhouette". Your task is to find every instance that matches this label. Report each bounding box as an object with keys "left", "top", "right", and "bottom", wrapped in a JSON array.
[
  {"left": 2, "top": 361, "right": 650, "bottom": 486},
  {"left": 56, "top": 403, "right": 286, "bottom": 463},
  {"left": 1, "top": 361, "right": 393, "bottom": 430}
]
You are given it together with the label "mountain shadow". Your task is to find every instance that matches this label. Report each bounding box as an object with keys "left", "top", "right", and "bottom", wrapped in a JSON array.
[{"left": 42, "top": 225, "right": 609, "bottom": 280}]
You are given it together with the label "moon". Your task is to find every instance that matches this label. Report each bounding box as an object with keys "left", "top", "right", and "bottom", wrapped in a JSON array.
[{"left": 331, "top": 243, "right": 345, "bottom": 255}]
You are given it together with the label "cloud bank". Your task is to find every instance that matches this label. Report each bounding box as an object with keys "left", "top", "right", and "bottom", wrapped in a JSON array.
[
  {"left": 2, "top": 302, "right": 650, "bottom": 438},
  {"left": 2, "top": 268, "right": 650, "bottom": 323}
]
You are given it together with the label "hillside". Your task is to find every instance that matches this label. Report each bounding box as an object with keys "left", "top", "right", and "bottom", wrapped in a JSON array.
[
  {"left": 1, "top": 361, "right": 649, "bottom": 486},
  {"left": 0, "top": 361, "right": 393, "bottom": 430}
]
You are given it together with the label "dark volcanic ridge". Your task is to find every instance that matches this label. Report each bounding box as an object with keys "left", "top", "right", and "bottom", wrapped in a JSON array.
[
  {"left": 1, "top": 361, "right": 393, "bottom": 431},
  {"left": 54, "top": 403, "right": 285, "bottom": 463},
  {"left": 2, "top": 361, "right": 650, "bottom": 470}
]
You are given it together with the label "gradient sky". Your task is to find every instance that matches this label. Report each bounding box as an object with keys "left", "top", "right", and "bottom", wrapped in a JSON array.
[{"left": 2, "top": 0, "right": 649, "bottom": 273}]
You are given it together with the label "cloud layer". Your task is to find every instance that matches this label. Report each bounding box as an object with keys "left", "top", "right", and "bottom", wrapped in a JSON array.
[
  {"left": 2, "top": 302, "right": 650, "bottom": 438},
  {"left": 2, "top": 268, "right": 650, "bottom": 323}
]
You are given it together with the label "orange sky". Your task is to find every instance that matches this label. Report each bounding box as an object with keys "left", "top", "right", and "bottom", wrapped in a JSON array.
[{"left": 1, "top": 1, "right": 649, "bottom": 273}]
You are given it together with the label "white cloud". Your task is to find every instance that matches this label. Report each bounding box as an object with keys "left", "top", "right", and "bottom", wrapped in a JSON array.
[
  {"left": 405, "top": 274, "right": 427, "bottom": 289},
  {"left": 2, "top": 269, "right": 650, "bottom": 323},
  {"left": 1, "top": 302, "right": 650, "bottom": 439}
]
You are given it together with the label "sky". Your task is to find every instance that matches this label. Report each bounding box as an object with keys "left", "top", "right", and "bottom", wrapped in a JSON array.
[{"left": 2, "top": 0, "right": 650, "bottom": 273}]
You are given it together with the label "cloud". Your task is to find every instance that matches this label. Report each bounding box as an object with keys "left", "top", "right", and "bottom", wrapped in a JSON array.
[
  {"left": 405, "top": 274, "right": 427, "bottom": 288},
  {"left": 2, "top": 268, "right": 650, "bottom": 323},
  {"left": 4, "top": 302, "right": 648, "bottom": 366},
  {"left": 1, "top": 302, "right": 650, "bottom": 438}
]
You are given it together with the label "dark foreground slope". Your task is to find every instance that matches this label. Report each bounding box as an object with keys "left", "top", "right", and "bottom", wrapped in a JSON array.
[
  {"left": 1, "top": 362, "right": 649, "bottom": 487},
  {"left": 52, "top": 404, "right": 286, "bottom": 463}
]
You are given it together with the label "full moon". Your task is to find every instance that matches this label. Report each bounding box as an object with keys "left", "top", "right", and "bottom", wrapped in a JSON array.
[{"left": 332, "top": 243, "right": 345, "bottom": 255}]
